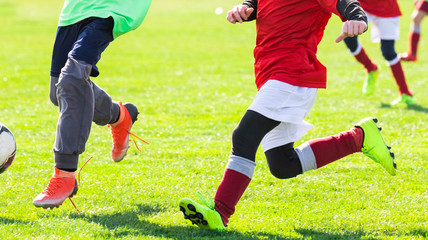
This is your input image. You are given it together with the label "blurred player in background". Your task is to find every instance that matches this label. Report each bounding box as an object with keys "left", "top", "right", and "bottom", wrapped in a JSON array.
[
  {"left": 343, "top": 0, "right": 417, "bottom": 106},
  {"left": 178, "top": 0, "right": 396, "bottom": 230},
  {"left": 33, "top": 0, "right": 151, "bottom": 209},
  {"left": 401, "top": 0, "right": 428, "bottom": 62}
]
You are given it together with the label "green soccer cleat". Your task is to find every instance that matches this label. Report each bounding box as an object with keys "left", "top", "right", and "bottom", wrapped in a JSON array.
[
  {"left": 362, "top": 70, "right": 379, "bottom": 96},
  {"left": 391, "top": 94, "right": 417, "bottom": 106},
  {"left": 179, "top": 194, "right": 226, "bottom": 231},
  {"left": 355, "top": 117, "right": 396, "bottom": 176}
]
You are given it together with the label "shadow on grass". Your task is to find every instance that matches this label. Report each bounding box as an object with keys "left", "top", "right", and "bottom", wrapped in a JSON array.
[
  {"left": 0, "top": 217, "right": 29, "bottom": 225},
  {"left": 40, "top": 205, "right": 428, "bottom": 239},
  {"left": 409, "top": 229, "right": 428, "bottom": 238},
  {"left": 296, "top": 228, "right": 428, "bottom": 239},
  {"left": 296, "top": 228, "right": 376, "bottom": 240},
  {"left": 380, "top": 102, "right": 428, "bottom": 113},
  {"left": 68, "top": 203, "right": 296, "bottom": 239}
]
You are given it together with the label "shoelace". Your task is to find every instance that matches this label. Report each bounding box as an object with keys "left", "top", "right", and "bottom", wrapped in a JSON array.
[
  {"left": 196, "top": 191, "right": 215, "bottom": 210},
  {"left": 110, "top": 125, "right": 149, "bottom": 152},
  {"left": 68, "top": 156, "right": 93, "bottom": 213},
  {"left": 42, "top": 177, "right": 62, "bottom": 195},
  {"left": 129, "top": 131, "right": 149, "bottom": 152}
]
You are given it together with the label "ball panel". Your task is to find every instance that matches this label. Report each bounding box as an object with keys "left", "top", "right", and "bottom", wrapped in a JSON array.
[
  {"left": 0, "top": 151, "right": 15, "bottom": 174},
  {"left": 0, "top": 123, "right": 16, "bottom": 173},
  {"left": 0, "top": 129, "right": 16, "bottom": 164}
]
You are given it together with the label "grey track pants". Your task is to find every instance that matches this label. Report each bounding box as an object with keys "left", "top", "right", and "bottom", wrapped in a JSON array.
[{"left": 50, "top": 57, "right": 120, "bottom": 169}]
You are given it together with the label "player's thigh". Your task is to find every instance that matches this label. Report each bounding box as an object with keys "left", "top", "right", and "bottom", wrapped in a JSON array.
[
  {"left": 70, "top": 17, "right": 114, "bottom": 66},
  {"left": 247, "top": 80, "right": 317, "bottom": 152},
  {"left": 51, "top": 25, "right": 81, "bottom": 78}
]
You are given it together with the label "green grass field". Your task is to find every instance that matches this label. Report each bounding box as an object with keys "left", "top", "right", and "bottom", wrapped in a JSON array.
[{"left": 0, "top": 0, "right": 427, "bottom": 239}]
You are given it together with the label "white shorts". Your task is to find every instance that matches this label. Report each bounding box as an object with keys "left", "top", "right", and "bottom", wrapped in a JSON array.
[
  {"left": 367, "top": 12, "right": 400, "bottom": 43},
  {"left": 248, "top": 80, "right": 317, "bottom": 152}
]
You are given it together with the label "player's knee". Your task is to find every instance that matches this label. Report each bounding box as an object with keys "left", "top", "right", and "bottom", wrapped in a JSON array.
[
  {"left": 269, "top": 166, "right": 300, "bottom": 179},
  {"left": 380, "top": 40, "right": 397, "bottom": 61},
  {"left": 231, "top": 126, "right": 258, "bottom": 161},
  {"left": 56, "top": 76, "right": 76, "bottom": 93},
  {"left": 265, "top": 144, "right": 303, "bottom": 179},
  {"left": 411, "top": 11, "right": 424, "bottom": 24}
]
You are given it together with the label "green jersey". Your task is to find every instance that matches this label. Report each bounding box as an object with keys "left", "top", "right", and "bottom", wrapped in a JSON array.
[{"left": 59, "top": 0, "right": 151, "bottom": 39}]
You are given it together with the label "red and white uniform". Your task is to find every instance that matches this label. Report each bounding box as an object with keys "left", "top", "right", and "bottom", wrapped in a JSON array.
[
  {"left": 254, "top": 0, "right": 345, "bottom": 90},
  {"left": 357, "top": 0, "right": 401, "bottom": 17},
  {"left": 357, "top": 0, "right": 402, "bottom": 43}
]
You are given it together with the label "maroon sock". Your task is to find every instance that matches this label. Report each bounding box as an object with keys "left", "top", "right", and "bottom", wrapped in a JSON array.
[
  {"left": 307, "top": 127, "right": 363, "bottom": 168},
  {"left": 355, "top": 48, "right": 377, "bottom": 73},
  {"left": 214, "top": 168, "right": 251, "bottom": 226},
  {"left": 409, "top": 32, "right": 420, "bottom": 56},
  {"left": 390, "top": 61, "right": 412, "bottom": 96}
]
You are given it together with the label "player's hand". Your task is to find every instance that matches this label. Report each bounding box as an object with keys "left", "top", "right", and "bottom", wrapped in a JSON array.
[
  {"left": 227, "top": 5, "right": 254, "bottom": 24},
  {"left": 335, "top": 20, "right": 368, "bottom": 43}
]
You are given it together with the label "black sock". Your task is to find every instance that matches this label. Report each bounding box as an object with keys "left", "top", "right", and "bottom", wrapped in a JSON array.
[
  {"left": 57, "top": 168, "right": 77, "bottom": 172},
  {"left": 113, "top": 103, "right": 121, "bottom": 123},
  {"left": 124, "top": 103, "right": 138, "bottom": 123}
]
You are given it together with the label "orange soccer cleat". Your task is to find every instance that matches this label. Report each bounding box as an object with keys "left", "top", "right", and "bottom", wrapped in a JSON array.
[
  {"left": 33, "top": 168, "right": 78, "bottom": 209},
  {"left": 108, "top": 102, "right": 139, "bottom": 162}
]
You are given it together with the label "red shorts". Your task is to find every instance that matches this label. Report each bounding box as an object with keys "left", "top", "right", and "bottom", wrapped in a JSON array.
[{"left": 416, "top": 0, "right": 428, "bottom": 13}]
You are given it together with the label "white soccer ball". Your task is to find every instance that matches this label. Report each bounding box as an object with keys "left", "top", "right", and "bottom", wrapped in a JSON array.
[{"left": 0, "top": 123, "right": 16, "bottom": 173}]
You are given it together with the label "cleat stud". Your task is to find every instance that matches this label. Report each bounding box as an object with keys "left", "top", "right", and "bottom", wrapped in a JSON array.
[
  {"left": 390, "top": 152, "right": 395, "bottom": 159},
  {"left": 378, "top": 127, "right": 382, "bottom": 131},
  {"left": 187, "top": 204, "right": 196, "bottom": 212},
  {"left": 387, "top": 146, "right": 391, "bottom": 150},
  {"left": 373, "top": 118, "right": 378, "bottom": 123},
  {"left": 188, "top": 214, "right": 195, "bottom": 218},
  {"left": 196, "top": 213, "right": 203, "bottom": 219},
  {"left": 180, "top": 206, "right": 185, "bottom": 213},
  {"left": 393, "top": 162, "right": 397, "bottom": 169},
  {"left": 202, "top": 220, "right": 208, "bottom": 225}
]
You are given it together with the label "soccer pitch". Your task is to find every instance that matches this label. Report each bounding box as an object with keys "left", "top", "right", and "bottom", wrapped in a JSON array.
[{"left": 0, "top": 0, "right": 427, "bottom": 239}]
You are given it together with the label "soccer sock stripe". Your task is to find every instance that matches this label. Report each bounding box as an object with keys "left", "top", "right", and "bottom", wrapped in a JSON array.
[
  {"left": 305, "top": 127, "right": 363, "bottom": 169},
  {"left": 387, "top": 55, "right": 401, "bottom": 66},
  {"left": 295, "top": 142, "right": 317, "bottom": 172},
  {"left": 349, "top": 41, "right": 362, "bottom": 55},
  {"left": 226, "top": 155, "right": 256, "bottom": 178},
  {"left": 411, "top": 24, "right": 421, "bottom": 34},
  {"left": 214, "top": 156, "right": 255, "bottom": 226}
]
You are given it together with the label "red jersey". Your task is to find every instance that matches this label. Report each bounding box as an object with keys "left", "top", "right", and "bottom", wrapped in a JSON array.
[
  {"left": 254, "top": 0, "right": 344, "bottom": 90},
  {"left": 357, "top": 0, "right": 401, "bottom": 18}
]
